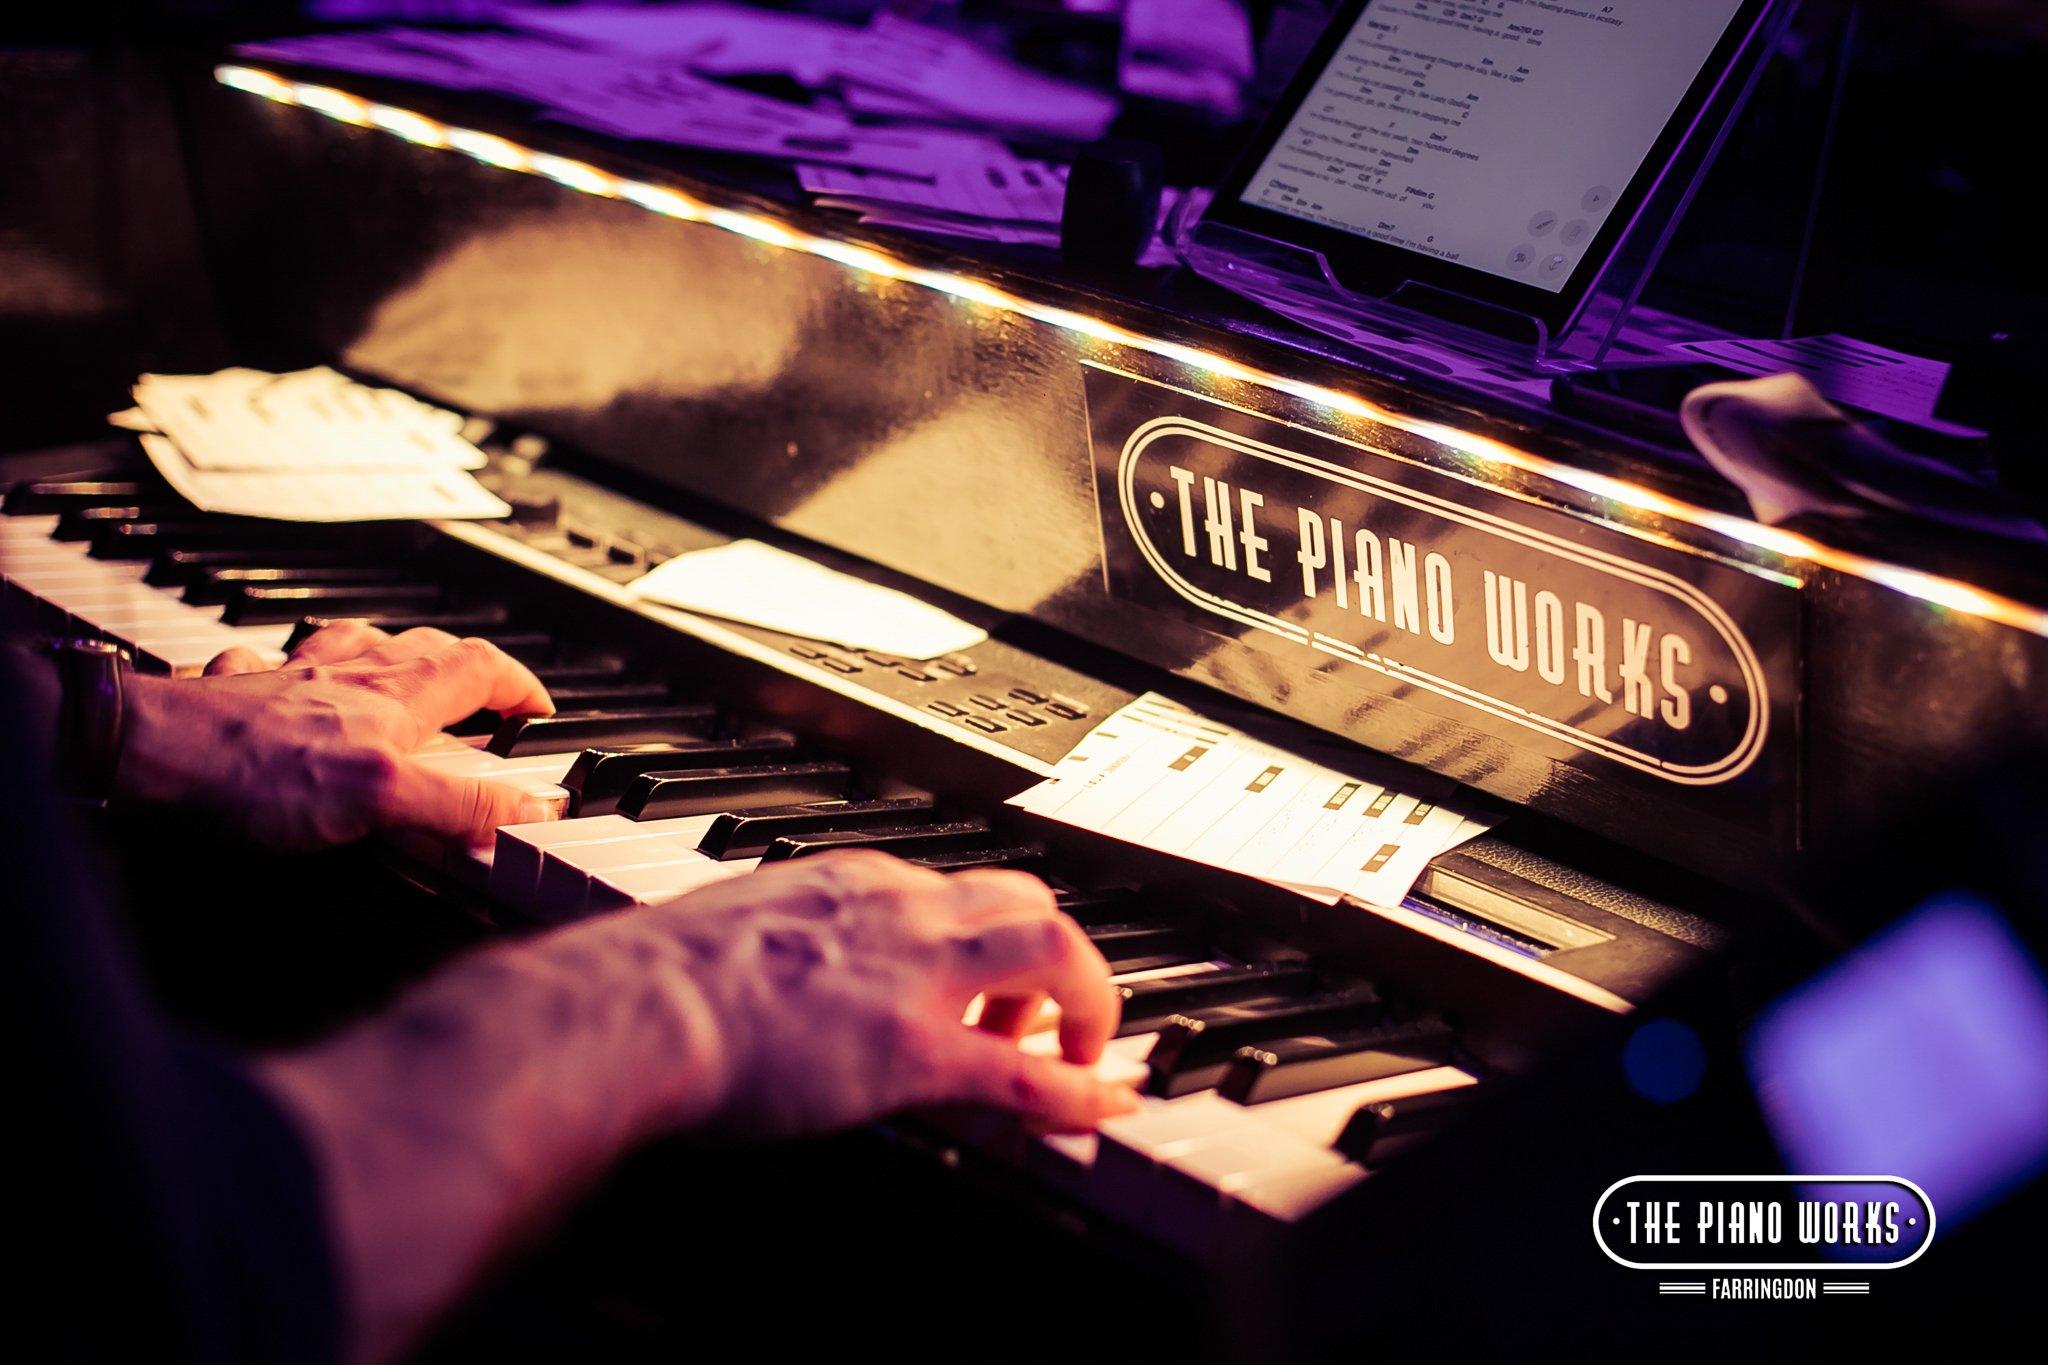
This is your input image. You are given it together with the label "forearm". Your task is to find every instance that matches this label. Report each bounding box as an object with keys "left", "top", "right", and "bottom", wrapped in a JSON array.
[{"left": 254, "top": 923, "right": 728, "bottom": 1365}]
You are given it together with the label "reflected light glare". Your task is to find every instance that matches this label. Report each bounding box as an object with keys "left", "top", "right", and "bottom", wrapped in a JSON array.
[
  {"left": 217, "top": 65, "right": 295, "bottom": 102},
  {"left": 293, "top": 85, "right": 369, "bottom": 125},
  {"left": 445, "top": 128, "right": 526, "bottom": 170},
  {"left": 367, "top": 105, "right": 446, "bottom": 147},
  {"left": 212, "top": 65, "right": 2048, "bottom": 641},
  {"left": 529, "top": 154, "right": 616, "bottom": 196}
]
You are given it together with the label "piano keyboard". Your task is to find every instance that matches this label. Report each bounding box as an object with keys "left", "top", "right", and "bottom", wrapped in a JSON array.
[{"left": 1, "top": 471, "right": 1483, "bottom": 1255}]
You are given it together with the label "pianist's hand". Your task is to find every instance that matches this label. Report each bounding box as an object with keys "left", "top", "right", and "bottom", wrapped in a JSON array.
[
  {"left": 625, "top": 851, "right": 1137, "bottom": 1137},
  {"left": 258, "top": 851, "right": 1128, "bottom": 1364},
  {"left": 117, "top": 623, "right": 556, "bottom": 849}
]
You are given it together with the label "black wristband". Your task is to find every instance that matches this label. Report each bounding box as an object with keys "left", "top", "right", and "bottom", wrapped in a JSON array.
[{"left": 47, "top": 638, "right": 129, "bottom": 802}]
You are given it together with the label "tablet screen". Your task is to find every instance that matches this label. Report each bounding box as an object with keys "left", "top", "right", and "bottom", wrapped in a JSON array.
[{"left": 1239, "top": 0, "right": 1750, "bottom": 294}]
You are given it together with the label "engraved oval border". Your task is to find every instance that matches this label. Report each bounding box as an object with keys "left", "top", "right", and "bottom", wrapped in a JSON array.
[
  {"left": 1591, "top": 1175, "right": 1936, "bottom": 1271},
  {"left": 1117, "top": 416, "right": 1771, "bottom": 785}
]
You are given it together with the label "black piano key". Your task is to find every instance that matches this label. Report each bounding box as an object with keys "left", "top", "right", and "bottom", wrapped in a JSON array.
[
  {"left": 902, "top": 845, "right": 1044, "bottom": 872},
  {"left": 529, "top": 657, "right": 634, "bottom": 686},
  {"left": 758, "top": 819, "right": 991, "bottom": 863},
  {"left": 1142, "top": 984, "right": 1383, "bottom": 1097},
  {"left": 4, "top": 478, "right": 158, "bottom": 516},
  {"left": 1083, "top": 922, "right": 1209, "bottom": 974},
  {"left": 285, "top": 611, "right": 525, "bottom": 652},
  {"left": 222, "top": 581, "right": 445, "bottom": 625},
  {"left": 535, "top": 681, "right": 673, "bottom": 709},
  {"left": 52, "top": 504, "right": 161, "bottom": 539},
  {"left": 145, "top": 546, "right": 359, "bottom": 588},
  {"left": 1114, "top": 962, "right": 1317, "bottom": 1037},
  {"left": 448, "top": 681, "right": 681, "bottom": 739},
  {"left": 88, "top": 520, "right": 304, "bottom": 559},
  {"left": 1053, "top": 888, "right": 1148, "bottom": 927},
  {"left": 618, "top": 762, "right": 857, "bottom": 822},
  {"left": 487, "top": 705, "right": 720, "bottom": 757},
  {"left": 563, "top": 734, "right": 799, "bottom": 815},
  {"left": 697, "top": 796, "right": 936, "bottom": 860},
  {"left": 1330, "top": 1087, "right": 1477, "bottom": 1165},
  {"left": 181, "top": 564, "right": 407, "bottom": 606},
  {"left": 1219, "top": 1017, "right": 1455, "bottom": 1105},
  {"left": 614, "top": 757, "right": 856, "bottom": 822}
]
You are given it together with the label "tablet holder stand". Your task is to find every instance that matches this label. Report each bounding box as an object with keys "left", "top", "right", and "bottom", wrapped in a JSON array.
[{"left": 1177, "top": 0, "right": 1804, "bottom": 375}]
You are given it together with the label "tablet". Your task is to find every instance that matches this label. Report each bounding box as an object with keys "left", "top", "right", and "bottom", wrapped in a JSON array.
[{"left": 1205, "top": 0, "right": 1774, "bottom": 335}]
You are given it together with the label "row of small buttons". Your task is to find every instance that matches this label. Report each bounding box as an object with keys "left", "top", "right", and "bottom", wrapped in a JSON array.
[
  {"left": 928, "top": 685, "right": 1089, "bottom": 736},
  {"left": 789, "top": 643, "right": 979, "bottom": 684}
]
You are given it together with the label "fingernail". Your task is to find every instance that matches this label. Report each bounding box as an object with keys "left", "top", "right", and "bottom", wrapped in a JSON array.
[
  {"left": 518, "top": 798, "right": 559, "bottom": 823},
  {"left": 1105, "top": 1084, "right": 1141, "bottom": 1116}
]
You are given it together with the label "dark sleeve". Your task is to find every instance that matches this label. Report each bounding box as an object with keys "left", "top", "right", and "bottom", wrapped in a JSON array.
[{"left": 2, "top": 644, "right": 341, "bottom": 1365}]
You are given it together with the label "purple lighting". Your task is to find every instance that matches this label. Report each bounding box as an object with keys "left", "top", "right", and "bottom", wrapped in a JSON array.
[{"left": 1747, "top": 893, "right": 2048, "bottom": 1226}]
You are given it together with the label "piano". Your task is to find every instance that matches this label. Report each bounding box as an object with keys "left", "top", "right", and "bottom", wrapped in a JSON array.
[{"left": 5, "top": 9, "right": 2046, "bottom": 1358}]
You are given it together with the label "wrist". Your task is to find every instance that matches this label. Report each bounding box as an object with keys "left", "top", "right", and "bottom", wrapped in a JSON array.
[
  {"left": 114, "top": 673, "right": 216, "bottom": 806},
  {"left": 530, "top": 922, "right": 735, "bottom": 1140}
]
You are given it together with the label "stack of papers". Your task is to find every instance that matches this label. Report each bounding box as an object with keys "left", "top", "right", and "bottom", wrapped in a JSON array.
[
  {"left": 1010, "top": 693, "right": 1492, "bottom": 908},
  {"left": 119, "top": 367, "right": 509, "bottom": 522},
  {"left": 1119, "top": 0, "right": 1255, "bottom": 118},
  {"left": 1671, "top": 333, "right": 1982, "bottom": 437},
  {"left": 234, "top": 7, "right": 1170, "bottom": 258}
]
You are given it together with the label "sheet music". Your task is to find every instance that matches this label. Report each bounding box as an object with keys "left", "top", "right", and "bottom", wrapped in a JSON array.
[
  {"left": 1011, "top": 694, "right": 1490, "bottom": 907},
  {"left": 125, "top": 367, "right": 507, "bottom": 522},
  {"left": 1240, "top": 0, "right": 1747, "bottom": 290},
  {"left": 133, "top": 367, "right": 484, "bottom": 472},
  {"left": 628, "top": 538, "right": 987, "bottom": 660},
  {"left": 140, "top": 434, "right": 510, "bottom": 523},
  {"left": 1674, "top": 334, "right": 1975, "bottom": 434},
  {"left": 1120, "top": 0, "right": 1254, "bottom": 117},
  {"left": 799, "top": 159, "right": 1069, "bottom": 227}
]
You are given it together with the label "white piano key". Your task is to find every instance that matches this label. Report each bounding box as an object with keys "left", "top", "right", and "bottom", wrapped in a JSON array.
[
  {"left": 0, "top": 514, "right": 61, "bottom": 541},
  {"left": 1158, "top": 1130, "right": 1352, "bottom": 1220},
  {"left": 1225, "top": 1162, "right": 1369, "bottom": 1224},
  {"left": 538, "top": 834, "right": 722, "bottom": 916},
  {"left": 489, "top": 813, "right": 720, "bottom": 911},
  {"left": 579, "top": 856, "right": 756, "bottom": 917},
  {"left": 1248, "top": 1066, "right": 1476, "bottom": 1147}
]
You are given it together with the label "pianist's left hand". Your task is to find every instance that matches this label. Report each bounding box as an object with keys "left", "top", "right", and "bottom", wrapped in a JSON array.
[{"left": 116, "top": 622, "right": 557, "bottom": 849}]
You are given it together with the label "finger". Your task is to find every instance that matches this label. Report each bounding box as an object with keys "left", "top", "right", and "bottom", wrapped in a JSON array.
[
  {"left": 947, "top": 912, "right": 1118, "bottom": 1065},
  {"left": 377, "top": 758, "right": 562, "bottom": 844},
  {"left": 356, "top": 626, "right": 461, "bottom": 667},
  {"left": 386, "top": 637, "right": 554, "bottom": 729},
  {"left": 945, "top": 867, "right": 1059, "bottom": 924},
  {"left": 974, "top": 992, "right": 1048, "bottom": 1040},
  {"left": 286, "top": 620, "right": 391, "bottom": 667},
  {"left": 202, "top": 646, "right": 272, "bottom": 677},
  {"left": 939, "top": 1030, "right": 1139, "bottom": 1133}
]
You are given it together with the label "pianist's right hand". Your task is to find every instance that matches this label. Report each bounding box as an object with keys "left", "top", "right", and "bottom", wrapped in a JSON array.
[
  {"left": 118, "top": 621, "right": 558, "bottom": 849},
  {"left": 258, "top": 851, "right": 1133, "bottom": 1365}
]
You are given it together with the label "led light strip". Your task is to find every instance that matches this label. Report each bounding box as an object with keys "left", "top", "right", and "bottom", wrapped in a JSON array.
[{"left": 216, "top": 64, "right": 2048, "bottom": 639}]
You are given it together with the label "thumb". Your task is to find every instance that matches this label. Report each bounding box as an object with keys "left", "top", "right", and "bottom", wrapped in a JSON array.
[{"left": 380, "top": 759, "right": 562, "bottom": 845}]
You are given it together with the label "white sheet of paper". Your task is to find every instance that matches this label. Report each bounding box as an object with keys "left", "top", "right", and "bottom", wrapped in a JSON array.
[
  {"left": 843, "top": 16, "right": 1118, "bottom": 141},
  {"left": 503, "top": 2, "right": 852, "bottom": 85},
  {"left": 1674, "top": 333, "right": 1969, "bottom": 432},
  {"left": 141, "top": 434, "right": 509, "bottom": 522},
  {"left": 627, "top": 539, "right": 986, "bottom": 660},
  {"left": 1010, "top": 693, "right": 1491, "bottom": 907},
  {"left": 133, "top": 367, "right": 485, "bottom": 472},
  {"left": 801, "top": 158, "right": 1068, "bottom": 226}
]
